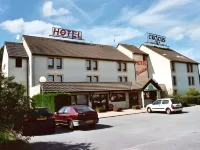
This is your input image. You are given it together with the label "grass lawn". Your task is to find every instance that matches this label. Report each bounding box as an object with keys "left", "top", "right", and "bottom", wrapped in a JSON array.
[{"left": 0, "top": 131, "right": 34, "bottom": 150}]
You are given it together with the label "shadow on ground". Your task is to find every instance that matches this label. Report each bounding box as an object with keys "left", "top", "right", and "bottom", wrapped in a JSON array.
[
  {"left": 31, "top": 141, "right": 97, "bottom": 150},
  {"left": 151, "top": 111, "right": 189, "bottom": 115},
  {"left": 31, "top": 124, "right": 113, "bottom": 136},
  {"left": 0, "top": 140, "right": 34, "bottom": 150}
]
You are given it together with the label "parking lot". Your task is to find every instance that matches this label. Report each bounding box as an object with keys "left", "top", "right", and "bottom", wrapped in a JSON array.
[{"left": 30, "top": 106, "right": 200, "bottom": 150}]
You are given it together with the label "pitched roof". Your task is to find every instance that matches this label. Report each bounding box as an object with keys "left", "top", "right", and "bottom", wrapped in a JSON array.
[
  {"left": 5, "top": 42, "right": 28, "bottom": 58},
  {"left": 41, "top": 79, "right": 161, "bottom": 93},
  {"left": 119, "top": 44, "right": 148, "bottom": 55},
  {"left": 23, "top": 35, "right": 134, "bottom": 62},
  {"left": 143, "top": 45, "right": 198, "bottom": 64}
]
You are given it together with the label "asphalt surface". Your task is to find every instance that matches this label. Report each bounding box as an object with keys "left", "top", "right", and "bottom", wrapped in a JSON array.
[{"left": 30, "top": 106, "right": 200, "bottom": 150}]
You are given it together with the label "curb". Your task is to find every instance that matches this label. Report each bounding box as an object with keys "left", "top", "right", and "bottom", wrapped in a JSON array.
[{"left": 99, "top": 111, "right": 146, "bottom": 119}]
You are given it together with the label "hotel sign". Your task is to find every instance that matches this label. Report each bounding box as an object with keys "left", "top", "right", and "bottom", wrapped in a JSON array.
[
  {"left": 136, "top": 61, "right": 148, "bottom": 81},
  {"left": 50, "top": 27, "right": 82, "bottom": 40},
  {"left": 146, "top": 33, "right": 168, "bottom": 47}
]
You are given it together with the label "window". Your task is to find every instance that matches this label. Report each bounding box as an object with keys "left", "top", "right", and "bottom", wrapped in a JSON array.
[
  {"left": 187, "top": 64, "right": 193, "bottom": 72},
  {"left": 122, "top": 63, "right": 127, "bottom": 72},
  {"left": 15, "top": 58, "right": 22, "bottom": 68},
  {"left": 162, "top": 100, "right": 169, "bottom": 104},
  {"left": 64, "top": 107, "right": 70, "bottom": 113},
  {"left": 58, "top": 107, "right": 66, "bottom": 113},
  {"left": 93, "top": 76, "right": 99, "bottom": 82},
  {"left": 173, "top": 90, "right": 178, "bottom": 96},
  {"left": 56, "top": 75, "right": 63, "bottom": 82},
  {"left": 48, "top": 58, "right": 54, "bottom": 69},
  {"left": 86, "top": 60, "right": 98, "bottom": 71},
  {"left": 48, "top": 75, "right": 54, "bottom": 82},
  {"left": 188, "top": 76, "right": 195, "bottom": 85},
  {"left": 87, "top": 76, "right": 92, "bottom": 82},
  {"left": 153, "top": 100, "right": 162, "bottom": 105},
  {"left": 56, "top": 58, "right": 62, "bottom": 69},
  {"left": 110, "top": 93, "right": 126, "bottom": 102},
  {"left": 171, "top": 99, "right": 180, "bottom": 104},
  {"left": 73, "top": 106, "right": 95, "bottom": 113},
  {"left": 124, "top": 77, "right": 127, "bottom": 82},
  {"left": 86, "top": 60, "right": 91, "bottom": 70},
  {"left": 117, "top": 62, "right": 121, "bottom": 71},
  {"left": 118, "top": 76, "right": 122, "bottom": 82},
  {"left": 172, "top": 76, "right": 177, "bottom": 86},
  {"left": 143, "top": 55, "right": 147, "bottom": 61},
  {"left": 171, "top": 62, "right": 175, "bottom": 72},
  {"left": 93, "top": 61, "right": 98, "bottom": 70}
]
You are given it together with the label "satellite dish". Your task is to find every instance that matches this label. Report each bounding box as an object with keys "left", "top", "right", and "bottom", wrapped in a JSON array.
[{"left": 16, "top": 34, "right": 21, "bottom": 40}]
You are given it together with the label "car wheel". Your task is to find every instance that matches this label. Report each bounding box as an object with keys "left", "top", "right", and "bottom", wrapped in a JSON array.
[
  {"left": 68, "top": 120, "right": 74, "bottom": 130},
  {"left": 147, "top": 107, "right": 152, "bottom": 113},
  {"left": 89, "top": 124, "right": 96, "bottom": 128},
  {"left": 166, "top": 108, "right": 171, "bottom": 114}
]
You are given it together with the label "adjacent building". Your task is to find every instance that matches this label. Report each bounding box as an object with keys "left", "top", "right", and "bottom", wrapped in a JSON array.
[{"left": 139, "top": 45, "right": 200, "bottom": 95}]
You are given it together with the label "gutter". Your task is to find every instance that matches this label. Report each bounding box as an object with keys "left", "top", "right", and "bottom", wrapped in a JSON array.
[{"left": 26, "top": 58, "right": 29, "bottom": 97}]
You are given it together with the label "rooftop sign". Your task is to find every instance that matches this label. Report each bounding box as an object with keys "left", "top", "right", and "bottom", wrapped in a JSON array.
[
  {"left": 146, "top": 33, "right": 168, "bottom": 47},
  {"left": 50, "top": 27, "right": 82, "bottom": 40}
]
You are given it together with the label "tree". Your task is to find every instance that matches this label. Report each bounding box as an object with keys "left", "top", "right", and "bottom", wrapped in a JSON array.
[
  {"left": 0, "top": 72, "right": 33, "bottom": 141},
  {"left": 186, "top": 88, "right": 200, "bottom": 96}
]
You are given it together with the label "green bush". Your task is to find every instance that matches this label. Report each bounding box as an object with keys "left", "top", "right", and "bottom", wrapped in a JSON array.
[
  {"left": 186, "top": 88, "right": 200, "bottom": 96},
  {"left": 95, "top": 107, "right": 106, "bottom": 113},
  {"left": 132, "top": 105, "right": 141, "bottom": 110},
  {"left": 32, "top": 93, "right": 68, "bottom": 112},
  {"left": 171, "top": 96, "right": 200, "bottom": 107}
]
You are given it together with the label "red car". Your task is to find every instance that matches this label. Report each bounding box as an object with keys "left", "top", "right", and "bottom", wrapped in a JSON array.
[{"left": 54, "top": 105, "right": 99, "bottom": 130}]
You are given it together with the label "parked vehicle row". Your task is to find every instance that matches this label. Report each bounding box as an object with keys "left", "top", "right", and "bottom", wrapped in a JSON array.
[{"left": 22, "top": 105, "right": 99, "bottom": 135}]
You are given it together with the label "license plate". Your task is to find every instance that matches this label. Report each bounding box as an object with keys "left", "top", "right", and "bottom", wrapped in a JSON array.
[
  {"left": 37, "top": 117, "right": 47, "bottom": 120},
  {"left": 86, "top": 120, "right": 93, "bottom": 123}
]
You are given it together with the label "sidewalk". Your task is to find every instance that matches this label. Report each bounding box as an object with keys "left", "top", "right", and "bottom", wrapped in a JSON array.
[{"left": 98, "top": 108, "right": 146, "bottom": 118}]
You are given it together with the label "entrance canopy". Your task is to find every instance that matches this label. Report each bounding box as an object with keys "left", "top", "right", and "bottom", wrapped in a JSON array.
[{"left": 40, "top": 78, "right": 162, "bottom": 93}]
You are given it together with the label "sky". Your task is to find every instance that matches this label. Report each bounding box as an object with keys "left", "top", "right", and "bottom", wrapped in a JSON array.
[{"left": 0, "top": 0, "right": 200, "bottom": 62}]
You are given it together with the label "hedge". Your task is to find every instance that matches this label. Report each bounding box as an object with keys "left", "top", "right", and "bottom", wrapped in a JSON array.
[
  {"left": 169, "top": 95, "right": 200, "bottom": 106},
  {"left": 32, "top": 93, "right": 69, "bottom": 112}
]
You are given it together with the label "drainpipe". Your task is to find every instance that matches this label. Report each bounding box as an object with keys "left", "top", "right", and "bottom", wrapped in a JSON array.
[{"left": 26, "top": 58, "right": 29, "bottom": 97}]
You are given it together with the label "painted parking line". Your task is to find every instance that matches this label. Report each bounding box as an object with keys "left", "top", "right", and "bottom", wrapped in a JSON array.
[{"left": 123, "top": 131, "right": 200, "bottom": 150}]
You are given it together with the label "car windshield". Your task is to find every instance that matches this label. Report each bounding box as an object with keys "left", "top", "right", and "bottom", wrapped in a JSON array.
[
  {"left": 34, "top": 108, "right": 51, "bottom": 114},
  {"left": 73, "top": 106, "right": 95, "bottom": 113},
  {"left": 171, "top": 99, "right": 180, "bottom": 104}
]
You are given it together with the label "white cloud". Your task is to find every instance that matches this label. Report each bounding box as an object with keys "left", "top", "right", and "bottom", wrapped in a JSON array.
[
  {"left": 43, "top": 1, "right": 70, "bottom": 17},
  {"left": 165, "top": 27, "right": 185, "bottom": 40},
  {"left": 116, "top": 0, "right": 193, "bottom": 28},
  {"left": 81, "top": 26, "right": 143, "bottom": 45},
  {"left": 176, "top": 48, "right": 199, "bottom": 60},
  {"left": 50, "top": 16, "right": 78, "bottom": 25},
  {"left": 0, "top": 18, "right": 60, "bottom": 35}
]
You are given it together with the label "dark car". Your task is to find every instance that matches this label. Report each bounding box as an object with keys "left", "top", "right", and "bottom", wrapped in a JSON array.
[
  {"left": 54, "top": 105, "right": 99, "bottom": 130},
  {"left": 23, "top": 107, "right": 55, "bottom": 135}
]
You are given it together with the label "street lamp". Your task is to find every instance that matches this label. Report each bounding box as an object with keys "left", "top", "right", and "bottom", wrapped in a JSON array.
[{"left": 39, "top": 76, "right": 46, "bottom": 107}]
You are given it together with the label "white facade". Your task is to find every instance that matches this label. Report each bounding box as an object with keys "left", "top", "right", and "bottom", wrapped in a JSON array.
[
  {"left": 117, "top": 44, "right": 149, "bottom": 81},
  {"left": 1, "top": 46, "right": 28, "bottom": 88},
  {"left": 139, "top": 45, "right": 200, "bottom": 95},
  {"left": 31, "top": 55, "right": 135, "bottom": 86}
]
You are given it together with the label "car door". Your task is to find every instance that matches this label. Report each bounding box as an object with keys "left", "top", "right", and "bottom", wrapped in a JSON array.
[
  {"left": 60, "top": 107, "right": 71, "bottom": 125},
  {"left": 55, "top": 107, "right": 66, "bottom": 124},
  {"left": 161, "top": 99, "right": 169, "bottom": 112},
  {"left": 151, "top": 100, "right": 162, "bottom": 111}
]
